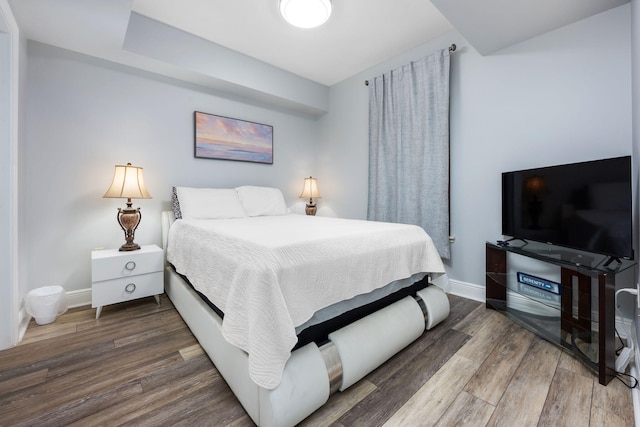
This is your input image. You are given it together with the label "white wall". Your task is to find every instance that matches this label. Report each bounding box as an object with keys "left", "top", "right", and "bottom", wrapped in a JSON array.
[
  {"left": 319, "top": 4, "right": 633, "bottom": 287},
  {"left": 25, "top": 42, "right": 320, "bottom": 295}
]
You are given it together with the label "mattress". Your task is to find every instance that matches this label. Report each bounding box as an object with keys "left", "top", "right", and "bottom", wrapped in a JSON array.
[{"left": 166, "top": 214, "right": 445, "bottom": 389}]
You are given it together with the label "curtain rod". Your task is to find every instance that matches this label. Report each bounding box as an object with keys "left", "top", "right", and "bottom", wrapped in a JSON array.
[{"left": 364, "top": 44, "right": 456, "bottom": 86}]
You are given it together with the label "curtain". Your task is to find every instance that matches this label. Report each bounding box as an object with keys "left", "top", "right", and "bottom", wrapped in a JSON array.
[{"left": 367, "top": 49, "right": 451, "bottom": 259}]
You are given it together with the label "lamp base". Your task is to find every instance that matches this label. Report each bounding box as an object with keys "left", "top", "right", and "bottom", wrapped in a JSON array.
[
  {"left": 117, "top": 206, "right": 142, "bottom": 251},
  {"left": 305, "top": 203, "right": 317, "bottom": 216},
  {"left": 119, "top": 242, "right": 141, "bottom": 252}
]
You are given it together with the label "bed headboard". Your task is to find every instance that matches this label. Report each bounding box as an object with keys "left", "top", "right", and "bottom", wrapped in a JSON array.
[{"left": 161, "top": 211, "right": 176, "bottom": 251}]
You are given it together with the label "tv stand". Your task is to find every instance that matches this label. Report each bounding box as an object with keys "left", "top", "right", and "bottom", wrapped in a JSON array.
[{"left": 486, "top": 241, "right": 636, "bottom": 385}]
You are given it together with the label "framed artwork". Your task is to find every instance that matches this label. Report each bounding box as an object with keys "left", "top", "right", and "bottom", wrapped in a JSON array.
[{"left": 194, "top": 111, "right": 273, "bottom": 164}]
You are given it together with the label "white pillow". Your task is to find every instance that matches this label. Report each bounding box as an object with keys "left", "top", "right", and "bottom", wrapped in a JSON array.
[
  {"left": 236, "top": 186, "right": 288, "bottom": 216},
  {"left": 176, "top": 187, "right": 247, "bottom": 219}
]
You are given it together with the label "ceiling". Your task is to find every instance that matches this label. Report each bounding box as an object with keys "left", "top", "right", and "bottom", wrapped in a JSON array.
[
  {"left": 430, "top": 0, "right": 629, "bottom": 56},
  {"left": 131, "top": 0, "right": 453, "bottom": 86},
  {"left": 9, "top": 0, "right": 630, "bottom": 88}
]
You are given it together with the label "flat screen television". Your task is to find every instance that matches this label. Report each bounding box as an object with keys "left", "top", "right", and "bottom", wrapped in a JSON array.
[{"left": 502, "top": 156, "right": 633, "bottom": 260}]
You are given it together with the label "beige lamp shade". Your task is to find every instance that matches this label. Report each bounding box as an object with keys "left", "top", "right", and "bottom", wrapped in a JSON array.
[
  {"left": 103, "top": 163, "right": 151, "bottom": 200},
  {"left": 299, "top": 176, "right": 321, "bottom": 199}
]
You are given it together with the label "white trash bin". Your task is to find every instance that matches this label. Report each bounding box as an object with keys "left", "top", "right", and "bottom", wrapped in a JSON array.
[{"left": 25, "top": 286, "right": 68, "bottom": 325}]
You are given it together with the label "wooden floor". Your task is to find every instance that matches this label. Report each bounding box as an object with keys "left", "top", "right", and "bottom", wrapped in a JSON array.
[{"left": 0, "top": 294, "right": 634, "bottom": 426}]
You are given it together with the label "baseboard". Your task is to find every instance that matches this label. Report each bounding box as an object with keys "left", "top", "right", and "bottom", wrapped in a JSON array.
[
  {"left": 67, "top": 281, "right": 485, "bottom": 311},
  {"left": 17, "top": 306, "right": 30, "bottom": 343},
  {"left": 66, "top": 288, "right": 92, "bottom": 308},
  {"left": 60, "top": 283, "right": 637, "bottom": 338},
  {"left": 448, "top": 279, "right": 485, "bottom": 303}
]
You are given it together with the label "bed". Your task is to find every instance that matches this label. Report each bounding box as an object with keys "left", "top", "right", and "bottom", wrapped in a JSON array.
[{"left": 162, "top": 186, "right": 451, "bottom": 426}]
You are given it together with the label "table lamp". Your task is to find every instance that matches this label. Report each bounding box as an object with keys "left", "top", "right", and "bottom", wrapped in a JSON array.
[
  {"left": 299, "top": 176, "right": 321, "bottom": 216},
  {"left": 103, "top": 163, "right": 151, "bottom": 251}
]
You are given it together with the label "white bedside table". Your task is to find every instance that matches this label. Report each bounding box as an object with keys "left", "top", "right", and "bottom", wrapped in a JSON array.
[{"left": 91, "top": 244, "right": 164, "bottom": 319}]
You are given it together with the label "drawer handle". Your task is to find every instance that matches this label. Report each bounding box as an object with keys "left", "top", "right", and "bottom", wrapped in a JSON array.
[
  {"left": 125, "top": 261, "right": 136, "bottom": 271},
  {"left": 125, "top": 283, "right": 136, "bottom": 294}
]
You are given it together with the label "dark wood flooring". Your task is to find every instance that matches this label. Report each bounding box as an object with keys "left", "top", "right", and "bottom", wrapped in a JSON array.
[{"left": 0, "top": 294, "right": 634, "bottom": 426}]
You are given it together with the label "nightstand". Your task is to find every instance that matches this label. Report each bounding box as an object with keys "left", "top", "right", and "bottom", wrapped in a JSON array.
[{"left": 91, "top": 244, "right": 164, "bottom": 319}]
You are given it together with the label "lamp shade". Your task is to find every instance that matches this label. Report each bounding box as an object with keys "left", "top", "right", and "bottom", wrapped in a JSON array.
[
  {"left": 299, "top": 176, "right": 321, "bottom": 199},
  {"left": 103, "top": 163, "right": 151, "bottom": 200},
  {"left": 279, "top": 0, "right": 332, "bottom": 29}
]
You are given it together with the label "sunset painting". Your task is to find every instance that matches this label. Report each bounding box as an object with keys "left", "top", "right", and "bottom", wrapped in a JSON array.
[{"left": 194, "top": 111, "right": 273, "bottom": 164}]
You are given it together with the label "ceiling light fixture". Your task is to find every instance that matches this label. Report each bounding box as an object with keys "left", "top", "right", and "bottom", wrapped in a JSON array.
[{"left": 279, "top": 0, "right": 332, "bottom": 29}]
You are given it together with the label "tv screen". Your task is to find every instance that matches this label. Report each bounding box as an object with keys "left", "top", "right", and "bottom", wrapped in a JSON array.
[{"left": 502, "top": 156, "right": 633, "bottom": 260}]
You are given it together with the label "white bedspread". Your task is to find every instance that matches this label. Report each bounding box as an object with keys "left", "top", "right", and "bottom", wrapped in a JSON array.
[{"left": 167, "top": 214, "right": 445, "bottom": 389}]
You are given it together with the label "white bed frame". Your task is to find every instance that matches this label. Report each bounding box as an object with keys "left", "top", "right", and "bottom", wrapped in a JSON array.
[{"left": 161, "top": 211, "right": 450, "bottom": 427}]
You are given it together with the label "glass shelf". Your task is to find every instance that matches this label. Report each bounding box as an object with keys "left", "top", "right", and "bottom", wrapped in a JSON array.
[
  {"left": 493, "top": 290, "right": 598, "bottom": 365},
  {"left": 486, "top": 271, "right": 598, "bottom": 324},
  {"left": 488, "top": 240, "right": 635, "bottom": 275}
]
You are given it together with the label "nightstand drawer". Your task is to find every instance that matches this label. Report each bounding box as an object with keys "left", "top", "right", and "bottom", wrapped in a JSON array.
[
  {"left": 92, "top": 245, "right": 163, "bottom": 282},
  {"left": 92, "top": 271, "right": 163, "bottom": 308}
]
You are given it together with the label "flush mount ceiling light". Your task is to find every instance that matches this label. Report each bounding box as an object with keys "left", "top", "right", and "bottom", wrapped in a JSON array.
[{"left": 279, "top": 0, "right": 332, "bottom": 29}]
